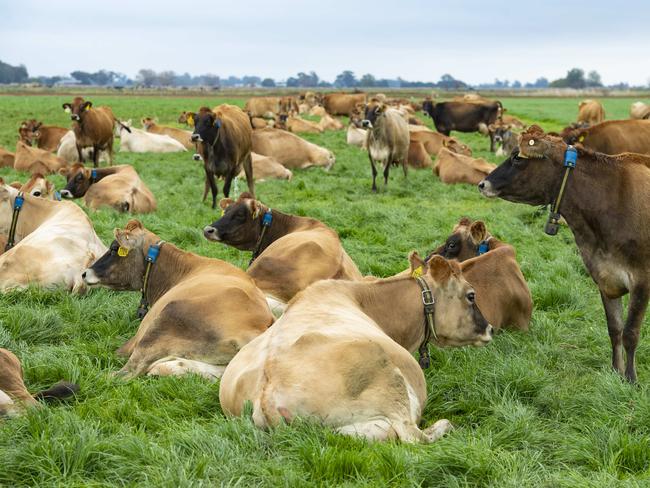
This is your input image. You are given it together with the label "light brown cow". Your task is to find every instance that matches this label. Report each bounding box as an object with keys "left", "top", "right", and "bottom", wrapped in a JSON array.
[
  {"left": 563, "top": 119, "right": 650, "bottom": 155},
  {"left": 245, "top": 96, "right": 280, "bottom": 118},
  {"left": 62, "top": 97, "right": 116, "bottom": 167},
  {"left": 14, "top": 140, "right": 68, "bottom": 174},
  {"left": 578, "top": 99, "right": 605, "bottom": 125},
  {"left": 300, "top": 91, "right": 319, "bottom": 108},
  {"left": 219, "top": 252, "right": 493, "bottom": 442},
  {"left": 250, "top": 117, "right": 272, "bottom": 129},
  {"left": 82, "top": 220, "right": 275, "bottom": 379},
  {"left": 141, "top": 118, "right": 193, "bottom": 149},
  {"left": 279, "top": 96, "right": 299, "bottom": 115},
  {"left": 13, "top": 173, "right": 59, "bottom": 199},
  {"left": 347, "top": 124, "right": 367, "bottom": 149},
  {"left": 18, "top": 120, "right": 69, "bottom": 152},
  {"left": 409, "top": 127, "right": 472, "bottom": 156},
  {"left": 308, "top": 105, "right": 327, "bottom": 117},
  {"left": 252, "top": 128, "right": 335, "bottom": 170},
  {"left": 60, "top": 164, "right": 157, "bottom": 213},
  {"left": 204, "top": 194, "right": 363, "bottom": 309},
  {"left": 318, "top": 114, "right": 344, "bottom": 131},
  {"left": 408, "top": 140, "right": 432, "bottom": 168},
  {"left": 323, "top": 93, "right": 367, "bottom": 116},
  {"left": 238, "top": 153, "right": 293, "bottom": 181},
  {"left": 630, "top": 102, "right": 650, "bottom": 120},
  {"left": 0, "top": 147, "right": 15, "bottom": 168},
  {"left": 280, "top": 115, "right": 323, "bottom": 134},
  {"left": 452, "top": 94, "right": 492, "bottom": 103},
  {"left": 0, "top": 348, "right": 79, "bottom": 417},
  {"left": 434, "top": 148, "right": 496, "bottom": 185},
  {"left": 502, "top": 113, "right": 526, "bottom": 129}
]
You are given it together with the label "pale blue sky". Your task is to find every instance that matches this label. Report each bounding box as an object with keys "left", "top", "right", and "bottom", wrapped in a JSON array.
[{"left": 1, "top": 0, "right": 647, "bottom": 85}]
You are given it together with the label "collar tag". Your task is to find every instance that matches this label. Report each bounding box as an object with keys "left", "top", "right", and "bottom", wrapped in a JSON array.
[
  {"left": 91, "top": 169, "right": 98, "bottom": 180},
  {"left": 478, "top": 241, "right": 489, "bottom": 255},
  {"left": 146, "top": 244, "right": 161, "bottom": 263},
  {"left": 14, "top": 194, "right": 24, "bottom": 210},
  {"left": 262, "top": 209, "right": 273, "bottom": 227},
  {"left": 564, "top": 146, "right": 578, "bottom": 168}
]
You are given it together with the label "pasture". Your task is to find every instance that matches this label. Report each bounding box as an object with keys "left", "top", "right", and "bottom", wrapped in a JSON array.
[{"left": 1, "top": 95, "right": 650, "bottom": 487}]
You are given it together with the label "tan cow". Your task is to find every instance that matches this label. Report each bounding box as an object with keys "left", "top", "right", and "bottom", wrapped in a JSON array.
[
  {"left": 250, "top": 117, "right": 272, "bottom": 129},
  {"left": 141, "top": 118, "right": 193, "bottom": 149},
  {"left": 14, "top": 140, "right": 68, "bottom": 174},
  {"left": 82, "top": 220, "right": 275, "bottom": 379},
  {"left": 204, "top": 194, "right": 363, "bottom": 309},
  {"left": 252, "top": 128, "right": 335, "bottom": 170},
  {"left": 577, "top": 99, "right": 605, "bottom": 125},
  {"left": 62, "top": 97, "right": 116, "bottom": 167},
  {"left": 563, "top": 119, "right": 650, "bottom": 155},
  {"left": 13, "top": 173, "right": 59, "bottom": 199},
  {"left": 0, "top": 180, "right": 106, "bottom": 291},
  {"left": 60, "top": 164, "right": 157, "bottom": 213},
  {"left": 408, "top": 140, "right": 432, "bottom": 168},
  {"left": 279, "top": 115, "right": 323, "bottom": 134},
  {"left": 0, "top": 147, "right": 15, "bottom": 168},
  {"left": 279, "top": 96, "right": 299, "bottom": 116},
  {"left": 300, "top": 91, "right": 319, "bottom": 108},
  {"left": 630, "top": 102, "right": 650, "bottom": 120},
  {"left": 323, "top": 93, "right": 367, "bottom": 116},
  {"left": 502, "top": 113, "right": 526, "bottom": 129},
  {"left": 219, "top": 252, "right": 493, "bottom": 442},
  {"left": 347, "top": 124, "right": 367, "bottom": 149},
  {"left": 434, "top": 148, "right": 496, "bottom": 185},
  {"left": 18, "top": 120, "right": 69, "bottom": 152},
  {"left": 409, "top": 127, "right": 472, "bottom": 156},
  {"left": 56, "top": 130, "right": 109, "bottom": 164},
  {"left": 0, "top": 348, "right": 79, "bottom": 417},
  {"left": 238, "top": 153, "right": 292, "bottom": 181},
  {"left": 318, "top": 114, "right": 344, "bottom": 131},
  {"left": 245, "top": 96, "right": 280, "bottom": 118},
  {"left": 308, "top": 105, "right": 327, "bottom": 117}
]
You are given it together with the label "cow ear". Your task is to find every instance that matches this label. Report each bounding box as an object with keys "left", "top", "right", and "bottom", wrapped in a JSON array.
[
  {"left": 62, "top": 103, "right": 71, "bottom": 113},
  {"left": 140, "top": 118, "right": 146, "bottom": 125},
  {"left": 469, "top": 221, "right": 488, "bottom": 244},
  {"left": 58, "top": 167, "right": 69, "bottom": 177},
  {"left": 186, "top": 113, "right": 195, "bottom": 127},
  {"left": 442, "top": 139, "right": 448, "bottom": 147},
  {"left": 114, "top": 220, "right": 144, "bottom": 249},
  {"left": 427, "top": 255, "right": 454, "bottom": 285},
  {"left": 408, "top": 251, "right": 428, "bottom": 278},
  {"left": 125, "top": 219, "right": 143, "bottom": 232},
  {"left": 9, "top": 181, "right": 22, "bottom": 190},
  {"left": 249, "top": 199, "right": 262, "bottom": 218},
  {"left": 219, "top": 198, "right": 234, "bottom": 210},
  {"left": 83, "top": 101, "right": 92, "bottom": 111}
]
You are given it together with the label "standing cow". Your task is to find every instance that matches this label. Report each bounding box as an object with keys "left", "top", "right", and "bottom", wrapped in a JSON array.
[
  {"left": 577, "top": 99, "right": 605, "bottom": 125},
  {"left": 62, "top": 97, "right": 116, "bottom": 167},
  {"left": 362, "top": 102, "right": 409, "bottom": 192}
]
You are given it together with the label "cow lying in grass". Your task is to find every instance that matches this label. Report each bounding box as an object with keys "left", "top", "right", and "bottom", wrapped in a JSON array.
[
  {"left": 203, "top": 193, "right": 362, "bottom": 311},
  {"left": 0, "top": 179, "right": 106, "bottom": 291},
  {"left": 0, "top": 348, "right": 79, "bottom": 417},
  {"left": 82, "top": 220, "right": 274, "bottom": 380},
  {"left": 252, "top": 128, "right": 335, "bottom": 170},
  {"left": 434, "top": 148, "right": 496, "bottom": 185},
  {"left": 14, "top": 141, "right": 68, "bottom": 175},
  {"left": 60, "top": 164, "right": 157, "bottom": 213},
  {"left": 9, "top": 173, "right": 59, "bottom": 199},
  {"left": 219, "top": 252, "right": 492, "bottom": 443}
]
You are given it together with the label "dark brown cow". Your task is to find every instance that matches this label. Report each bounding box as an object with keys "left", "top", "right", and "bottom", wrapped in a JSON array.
[
  {"left": 563, "top": 119, "right": 650, "bottom": 155},
  {"left": 479, "top": 125, "right": 650, "bottom": 382},
  {"left": 62, "top": 97, "right": 116, "bottom": 167},
  {"left": 322, "top": 93, "right": 367, "bottom": 116},
  {"left": 18, "top": 120, "right": 68, "bottom": 151}
]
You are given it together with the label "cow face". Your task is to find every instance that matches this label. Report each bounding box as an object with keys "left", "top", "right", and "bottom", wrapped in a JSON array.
[
  {"left": 444, "top": 138, "right": 472, "bottom": 156},
  {"left": 422, "top": 99, "right": 435, "bottom": 118},
  {"left": 59, "top": 165, "right": 93, "bottom": 198},
  {"left": 433, "top": 218, "right": 490, "bottom": 261},
  {"left": 18, "top": 120, "right": 38, "bottom": 145},
  {"left": 19, "top": 173, "right": 54, "bottom": 199},
  {"left": 349, "top": 103, "right": 365, "bottom": 128},
  {"left": 362, "top": 102, "right": 385, "bottom": 128},
  {"left": 83, "top": 220, "right": 147, "bottom": 290},
  {"left": 410, "top": 252, "right": 492, "bottom": 347},
  {"left": 62, "top": 97, "right": 92, "bottom": 122},
  {"left": 141, "top": 117, "right": 156, "bottom": 130},
  {"left": 203, "top": 193, "right": 264, "bottom": 250},
  {"left": 190, "top": 108, "right": 220, "bottom": 145},
  {"left": 275, "top": 113, "right": 288, "bottom": 130},
  {"left": 178, "top": 111, "right": 193, "bottom": 126}
]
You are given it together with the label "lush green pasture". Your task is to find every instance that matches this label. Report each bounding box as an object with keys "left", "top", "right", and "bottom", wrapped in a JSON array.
[{"left": 1, "top": 95, "right": 649, "bottom": 487}]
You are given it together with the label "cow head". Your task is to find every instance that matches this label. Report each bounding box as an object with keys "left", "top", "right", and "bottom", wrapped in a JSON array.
[
  {"left": 275, "top": 113, "right": 288, "bottom": 130},
  {"left": 141, "top": 117, "right": 156, "bottom": 130},
  {"left": 59, "top": 164, "right": 95, "bottom": 198},
  {"left": 18, "top": 173, "right": 55, "bottom": 199},
  {"left": 190, "top": 107, "right": 220, "bottom": 145},
  {"left": 560, "top": 122, "right": 590, "bottom": 145},
  {"left": 83, "top": 220, "right": 149, "bottom": 289},
  {"left": 178, "top": 111, "right": 193, "bottom": 126},
  {"left": 362, "top": 102, "right": 386, "bottom": 128},
  {"left": 422, "top": 98, "right": 435, "bottom": 118},
  {"left": 443, "top": 137, "right": 472, "bottom": 156},
  {"left": 203, "top": 192, "right": 266, "bottom": 250},
  {"left": 18, "top": 120, "right": 39, "bottom": 145},
  {"left": 409, "top": 252, "right": 492, "bottom": 347},
  {"left": 432, "top": 217, "right": 492, "bottom": 261},
  {"left": 349, "top": 103, "right": 365, "bottom": 128},
  {"left": 62, "top": 97, "right": 92, "bottom": 122}
]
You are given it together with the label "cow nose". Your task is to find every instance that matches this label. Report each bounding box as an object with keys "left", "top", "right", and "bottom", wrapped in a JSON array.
[
  {"left": 478, "top": 181, "right": 485, "bottom": 190},
  {"left": 191, "top": 134, "right": 201, "bottom": 142},
  {"left": 203, "top": 226, "right": 220, "bottom": 241},
  {"left": 71, "top": 115, "right": 80, "bottom": 121},
  {"left": 487, "top": 325, "right": 494, "bottom": 336},
  {"left": 193, "top": 153, "right": 202, "bottom": 161},
  {"left": 361, "top": 120, "right": 371, "bottom": 128},
  {"left": 60, "top": 189, "right": 73, "bottom": 198},
  {"left": 81, "top": 271, "right": 86, "bottom": 279}
]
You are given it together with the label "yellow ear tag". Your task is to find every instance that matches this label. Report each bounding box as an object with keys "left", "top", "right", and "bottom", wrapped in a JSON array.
[
  {"left": 85, "top": 105, "right": 91, "bottom": 111},
  {"left": 411, "top": 266, "right": 423, "bottom": 278},
  {"left": 117, "top": 246, "right": 129, "bottom": 257},
  {"left": 220, "top": 209, "right": 225, "bottom": 217},
  {"left": 187, "top": 114, "right": 194, "bottom": 126},
  {"left": 578, "top": 135, "right": 585, "bottom": 142}
]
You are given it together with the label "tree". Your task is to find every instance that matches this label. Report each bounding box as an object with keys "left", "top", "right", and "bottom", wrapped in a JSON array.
[
  {"left": 359, "top": 73, "right": 376, "bottom": 87},
  {"left": 261, "top": 78, "right": 276, "bottom": 87},
  {"left": 0, "top": 60, "right": 28, "bottom": 84},
  {"left": 550, "top": 68, "right": 586, "bottom": 89},
  {"left": 334, "top": 70, "right": 357, "bottom": 88},
  {"left": 587, "top": 70, "right": 603, "bottom": 87},
  {"left": 157, "top": 71, "right": 176, "bottom": 86},
  {"left": 436, "top": 74, "right": 467, "bottom": 90},
  {"left": 136, "top": 69, "right": 157, "bottom": 87}
]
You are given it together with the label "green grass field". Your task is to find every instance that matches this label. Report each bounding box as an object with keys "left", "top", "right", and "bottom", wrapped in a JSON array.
[{"left": 1, "top": 95, "right": 650, "bottom": 487}]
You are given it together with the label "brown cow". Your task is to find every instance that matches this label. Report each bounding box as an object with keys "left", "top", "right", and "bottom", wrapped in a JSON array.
[
  {"left": 0, "top": 147, "right": 15, "bottom": 168},
  {"left": 13, "top": 173, "right": 59, "bottom": 199},
  {"left": 62, "top": 97, "right": 116, "bottom": 167},
  {"left": 563, "top": 119, "right": 650, "bottom": 155},
  {"left": 435, "top": 148, "right": 495, "bottom": 185},
  {"left": 0, "top": 348, "right": 79, "bottom": 417},
  {"left": 14, "top": 140, "right": 67, "bottom": 174},
  {"left": 279, "top": 96, "right": 299, "bottom": 115},
  {"left": 278, "top": 114, "right": 323, "bottom": 134},
  {"left": 141, "top": 118, "right": 193, "bottom": 149},
  {"left": 60, "top": 164, "right": 157, "bottom": 213},
  {"left": 82, "top": 220, "right": 275, "bottom": 379},
  {"left": 479, "top": 125, "right": 650, "bottom": 382},
  {"left": 322, "top": 92, "right": 367, "bottom": 116},
  {"left": 318, "top": 114, "right": 345, "bottom": 131},
  {"left": 245, "top": 96, "right": 280, "bottom": 118},
  {"left": 239, "top": 153, "right": 292, "bottom": 181},
  {"left": 252, "top": 128, "right": 335, "bottom": 170},
  {"left": 18, "top": 120, "right": 68, "bottom": 151},
  {"left": 578, "top": 99, "right": 605, "bottom": 125},
  {"left": 409, "top": 127, "right": 472, "bottom": 156},
  {"left": 203, "top": 193, "right": 362, "bottom": 309},
  {"left": 408, "top": 141, "right": 432, "bottom": 168},
  {"left": 308, "top": 105, "right": 327, "bottom": 117},
  {"left": 630, "top": 102, "right": 650, "bottom": 120}
]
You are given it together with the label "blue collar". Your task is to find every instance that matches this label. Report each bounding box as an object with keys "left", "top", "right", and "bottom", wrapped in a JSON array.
[
  {"left": 262, "top": 209, "right": 273, "bottom": 227},
  {"left": 478, "top": 238, "right": 491, "bottom": 255},
  {"left": 90, "top": 169, "right": 98, "bottom": 181},
  {"left": 54, "top": 191, "right": 62, "bottom": 201}
]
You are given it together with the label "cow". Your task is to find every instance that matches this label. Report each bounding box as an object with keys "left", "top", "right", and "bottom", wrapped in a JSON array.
[
  {"left": 12, "top": 173, "right": 59, "bottom": 199},
  {"left": 18, "top": 120, "right": 68, "bottom": 152},
  {"left": 279, "top": 96, "right": 299, "bottom": 116},
  {"left": 0, "top": 179, "right": 106, "bottom": 291},
  {"left": 141, "top": 118, "right": 193, "bottom": 149},
  {"left": 431, "top": 218, "right": 532, "bottom": 330},
  {"left": 117, "top": 121, "right": 187, "bottom": 153},
  {"left": 578, "top": 99, "right": 605, "bottom": 125},
  {"left": 238, "top": 153, "right": 292, "bottom": 181},
  {"left": 14, "top": 140, "right": 68, "bottom": 175},
  {"left": 59, "top": 164, "right": 157, "bottom": 213},
  {"left": 252, "top": 128, "right": 335, "bottom": 170},
  {"left": 0, "top": 147, "right": 15, "bottom": 168},
  {"left": 408, "top": 141, "right": 432, "bottom": 168},
  {"left": 362, "top": 102, "right": 410, "bottom": 191},
  {"left": 318, "top": 114, "right": 344, "bottom": 131},
  {"left": 203, "top": 193, "right": 362, "bottom": 311},
  {"left": 56, "top": 130, "right": 109, "bottom": 164},
  {"left": 244, "top": 96, "right": 280, "bottom": 118},
  {"left": 178, "top": 111, "right": 192, "bottom": 125},
  {"left": 422, "top": 100, "right": 502, "bottom": 151},
  {"left": 82, "top": 220, "right": 274, "bottom": 380},
  {"left": 277, "top": 114, "right": 323, "bottom": 134},
  {"left": 322, "top": 93, "right": 367, "bottom": 116},
  {"left": 479, "top": 125, "right": 650, "bottom": 382},
  {"left": 502, "top": 113, "right": 526, "bottom": 129},
  {"left": 62, "top": 97, "right": 116, "bottom": 167},
  {"left": 219, "top": 251, "right": 492, "bottom": 442},
  {"left": 300, "top": 91, "right": 320, "bottom": 108},
  {"left": 308, "top": 105, "right": 327, "bottom": 117},
  {"left": 630, "top": 102, "right": 650, "bottom": 120},
  {"left": 434, "top": 148, "right": 496, "bottom": 185},
  {"left": 452, "top": 93, "right": 492, "bottom": 103},
  {"left": 489, "top": 123, "right": 520, "bottom": 157},
  {"left": 563, "top": 119, "right": 650, "bottom": 155},
  {"left": 189, "top": 105, "right": 255, "bottom": 208},
  {"left": 0, "top": 348, "right": 78, "bottom": 418},
  {"left": 250, "top": 116, "right": 272, "bottom": 129},
  {"left": 409, "top": 127, "right": 472, "bottom": 157},
  {"left": 346, "top": 124, "right": 367, "bottom": 149}
]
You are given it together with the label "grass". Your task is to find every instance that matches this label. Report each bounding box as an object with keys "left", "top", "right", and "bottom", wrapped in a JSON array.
[{"left": 1, "top": 94, "right": 650, "bottom": 487}]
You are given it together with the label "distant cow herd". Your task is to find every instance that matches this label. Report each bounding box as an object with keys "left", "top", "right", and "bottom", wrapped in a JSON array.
[{"left": 2, "top": 91, "right": 650, "bottom": 444}]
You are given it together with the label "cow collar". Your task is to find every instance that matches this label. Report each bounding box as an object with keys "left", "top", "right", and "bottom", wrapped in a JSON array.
[
  {"left": 248, "top": 209, "right": 273, "bottom": 267},
  {"left": 411, "top": 267, "right": 437, "bottom": 369},
  {"left": 90, "top": 169, "right": 98, "bottom": 183},
  {"left": 545, "top": 145, "right": 577, "bottom": 236},
  {"left": 5, "top": 192, "right": 25, "bottom": 252},
  {"left": 478, "top": 237, "right": 492, "bottom": 255},
  {"left": 136, "top": 240, "right": 165, "bottom": 319}
]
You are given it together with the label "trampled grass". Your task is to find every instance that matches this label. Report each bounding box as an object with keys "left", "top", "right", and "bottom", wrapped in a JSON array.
[{"left": 1, "top": 94, "right": 650, "bottom": 487}]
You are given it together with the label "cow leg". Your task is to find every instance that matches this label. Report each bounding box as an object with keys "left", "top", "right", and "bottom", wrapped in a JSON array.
[
  {"left": 243, "top": 153, "right": 255, "bottom": 198},
  {"left": 383, "top": 161, "right": 391, "bottom": 186},
  {"left": 600, "top": 291, "right": 624, "bottom": 375},
  {"left": 223, "top": 173, "right": 234, "bottom": 199},
  {"left": 76, "top": 144, "right": 84, "bottom": 163},
  {"left": 147, "top": 358, "right": 225, "bottom": 381},
  {"left": 489, "top": 131, "right": 496, "bottom": 152},
  {"left": 369, "top": 155, "right": 378, "bottom": 192},
  {"left": 203, "top": 164, "right": 218, "bottom": 209},
  {"left": 401, "top": 160, "right": 408, "bottom": 179},
  {"left": 92, "top": 144, "right": 99, "bottom": 168},
  {"left": 622, "top": 285, "right": 649, "bottom": 383}
]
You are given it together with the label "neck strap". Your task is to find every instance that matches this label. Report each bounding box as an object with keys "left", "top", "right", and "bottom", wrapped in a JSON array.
[
  {"left": 478, "top": 237, "right": 492, "bottom": 255},
  {"left": 248, "top": 209, "right": 273, "bottom": 267},
  {"left": 413, "top": 273, "right": 437, "bottom": 369},
  {"left": 545, "top": 146, "right": 577, "bottom": 236},
  {"left": 5, "top": 192, "right": 25, "bottom": 252},
  {"left": 137, "top": 240, "right": 165, "bottom": 319}
]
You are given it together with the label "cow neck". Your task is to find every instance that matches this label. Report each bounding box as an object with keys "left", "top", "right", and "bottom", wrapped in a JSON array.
[
  {"left": 89, "top": 166, "right": 119, "bottom": 185},
  {"left": 3, "top": 194, "right": 55, "bottom": 246},
  {"left": 249, "top": 208, "right": 320, "bottom": 255}
]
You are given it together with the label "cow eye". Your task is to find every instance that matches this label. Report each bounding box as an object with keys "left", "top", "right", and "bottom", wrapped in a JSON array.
[
  {"left": 467, "top": 292, "right": 475, "bottom": 303},
  {"left": 32, "top": 191, "right": 41, "bottom": 197},
  {"left": 447, "top": 242, "right": 455, "bottom": 249},
  {"left": 76, "top": 174, "right": 83, "bottom": 181}
]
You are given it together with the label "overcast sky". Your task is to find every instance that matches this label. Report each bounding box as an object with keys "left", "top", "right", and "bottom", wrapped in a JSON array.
[{"left": 1, "top": 0, "right": 647, "bottom": 85}]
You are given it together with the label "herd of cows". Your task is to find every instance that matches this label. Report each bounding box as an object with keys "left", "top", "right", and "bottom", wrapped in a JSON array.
[{"left": 1, "top": 91, "right": 650, "bottom": 444}]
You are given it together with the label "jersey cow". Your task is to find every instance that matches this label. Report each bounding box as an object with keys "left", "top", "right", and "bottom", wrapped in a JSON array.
[
  {"left": 18, "top": 120, "right": 68, "bottom": 152},
  {"left": 409, "top": 127, "right": 472, "bottom": 157},
  {"left": 434, "top": 148, "right": 496, "bottom": 185},
  {"left": 630, "top": 102, "right": 650, "bottom": 120},
  {"left": 141, "top": 118, "right": 194, "bottom": 149},
  {"left": 252, "top": 128, "right": 335, "bottom": 170},
  {"left": 322, "top": 93, "right": 367, "bottom": 116},
  {"left": 577, "top": 99, "right": 605, "bottom": 125},
  {"left": 117, "top": 122, "right": 187, "bottom": 153},
  {"left": 62, "top": 97, "right": 116, "bottom": 167},
  {"left": 0, "top": 147, "right": 15, "bottom": 168},
  {"left": 14, "top": 140, "right": 67, "bottom": 175},
  {"left": 563, "top": 119, "right": 650, "bottom": 155}
]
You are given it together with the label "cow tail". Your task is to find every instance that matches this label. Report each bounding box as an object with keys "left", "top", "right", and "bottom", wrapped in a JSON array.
[{"left": 33, "top": 381, "right": 80, "bottom": 402}]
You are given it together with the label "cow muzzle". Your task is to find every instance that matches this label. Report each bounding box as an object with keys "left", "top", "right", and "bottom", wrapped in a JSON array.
[
  {"left": 60, "top": 189, "right": 73, "bottom": 199},
  {"left": 193, "top": 153, "right": 202, "bottom": 162},
  {"left": 203, "top": 226, "right": 221, "bottom": 241},
  {"left": 478, "top": 180, "right": 497, "bottom": 198},
  {"left": 191, "top": 134, "right": 202, "bottom": 143},
  {"left": 71, "top": 114, "right": 81, "bottom": 122},
  {"left": 361, "top": 120, "right": 372, "bottom": 128},
  {"left": 81, "top": 268, "right": 100, "bottom": 285}
]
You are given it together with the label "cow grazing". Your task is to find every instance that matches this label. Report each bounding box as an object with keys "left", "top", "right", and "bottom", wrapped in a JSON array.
[
  {"left": 578, "top": 99, "right": 605, "bottom": 125},
  {"left": 322, "top": 93, "right": 367, "bottom": 116},
  {"left": 422, "top": 100, "right": 502, "bottom": 151},
  {"left": 62, "top": 97, "right": 116, "bottom": 167},
  {"left": 409, "top": 128, "right": 472, "bottom": 157},
  {"left": 252, "top": 128, "right": 335, "bottom": 170},
  {"left": 82, "top": 220, "right": 274, "bottom": 379},
  {"left": 563, "top": 119, "right": 650, "bottom": 155},
  {"left": 0, "top": 147, "right": 15, "bottom": 168},
  {"left": 0, "top": 348, "right": 79, "bottom": 418},
  {"left": 219, "top": 252, "right": 492, "bottom": 442},
  {"left": 141, "top": 118, "right": 194, "bottom": 149},
  {"left": 117, "top": 121, "right": 186, "bottom": 153},
  {"left": 239, "top": 153, "right": 292, "bottom": 182},
  {"left": 346, "top": 124, "right": 367, "bottom": 149},
  {"left": 189, "top": 105, "right": 255, "bottom": 208},
  {"left": 408, "top": 141, "right": 432, "bottom": 168},
  {"left": 18, "top": 120, "right": 68, "bottom": 152},
  {"left": 14, "top": 140, "right": 68, "bottom": 175},
  {"left": 363, "top": 102, "right": 410, "bottom": 191},
  {"left": 434, "top": 148, "right": 496, "bottom": 185},
  {"left": 59, "top": 164, "right": 156, "bottom": 213},
  {"left": 0, "top": 179, "right": 106, "bottom": 291},
  {"left": 479, "top": 125, "right": 650, "bottom": 382},
  {"left": 431, "top": 218, "right": 532, "bottom": 330},
  {"left": 245, "top": 97, "right": 280, "bottom": 118},
  {"left": 630, "top": 102, "right": 650, "bottom": 120},
  {"left": 204, "top": 193, "right": 362, "bottom": 308},
  {"left": 318, "top": 114, "right": 344, "bottom": 131}
]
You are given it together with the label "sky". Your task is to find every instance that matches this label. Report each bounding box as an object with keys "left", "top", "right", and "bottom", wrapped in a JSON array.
[{"left": 1, "top": 0, "right": 648, "bottom": 86}]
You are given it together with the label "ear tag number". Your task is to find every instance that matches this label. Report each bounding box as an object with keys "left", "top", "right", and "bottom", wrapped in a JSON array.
[{"left": 118, "top": 247, "right": 129, "bottom": 257}]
